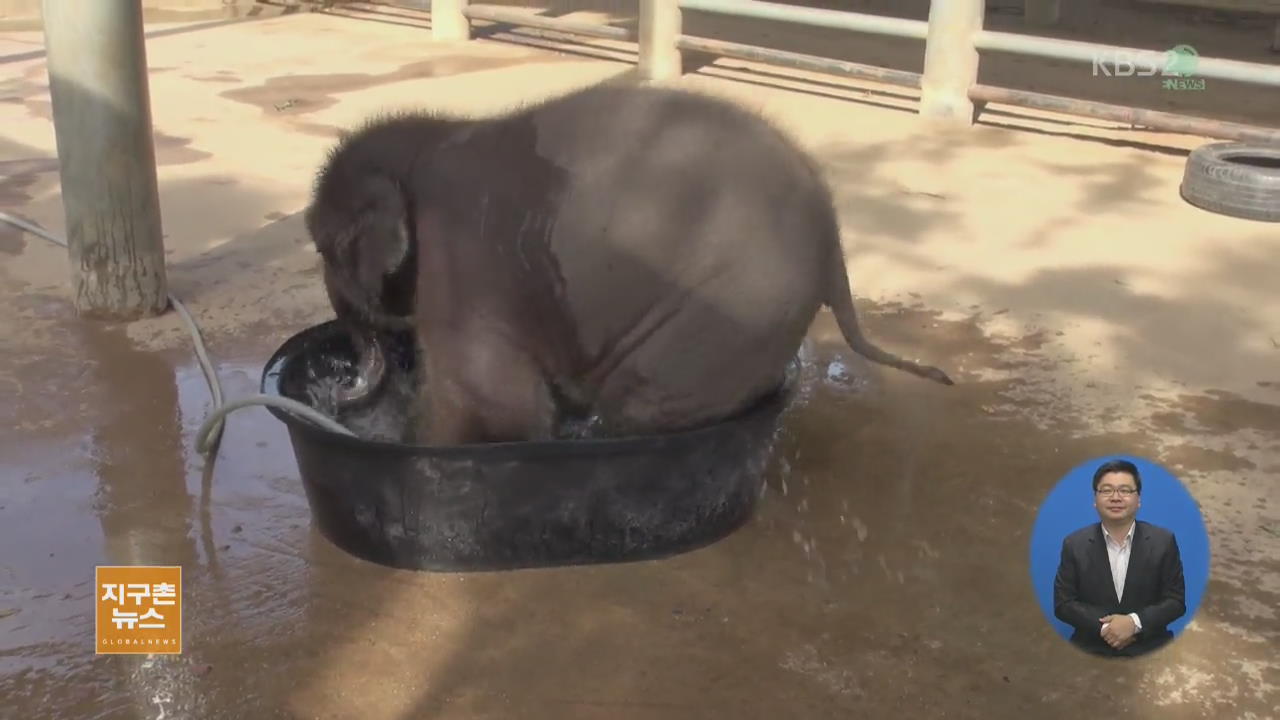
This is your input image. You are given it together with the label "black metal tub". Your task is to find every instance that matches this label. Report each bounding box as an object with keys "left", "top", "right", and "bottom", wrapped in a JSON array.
[{"left": 261, "top": 320, "right": 792, "bottom": 572}]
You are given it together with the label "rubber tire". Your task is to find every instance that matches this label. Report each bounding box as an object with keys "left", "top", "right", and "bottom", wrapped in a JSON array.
[{"left": 1180, "top": 142, "right": 1280, "bottom": 223}]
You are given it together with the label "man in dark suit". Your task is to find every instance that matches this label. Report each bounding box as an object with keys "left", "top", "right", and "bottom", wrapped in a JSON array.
[{"left": 1053, "top": 459, "right": 1186, "bottom": 657}]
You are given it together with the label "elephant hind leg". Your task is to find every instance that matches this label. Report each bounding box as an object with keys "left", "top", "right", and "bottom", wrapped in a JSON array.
[
  {"left": 591, "top": 312, "right": 797, "bottom": 438},
  {"left": 412, "top": 327, "right": 559, "bottom": 446}
]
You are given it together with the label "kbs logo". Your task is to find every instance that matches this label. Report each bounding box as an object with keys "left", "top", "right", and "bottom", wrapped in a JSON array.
[
  {"left": 95, "top": 566, "right": 182, "bottom": 654},
  {"left": 1092, "top": 44, "right": 1200, "bottom": 77}
]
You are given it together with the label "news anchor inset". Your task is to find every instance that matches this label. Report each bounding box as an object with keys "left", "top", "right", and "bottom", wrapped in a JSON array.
[{"left": 1052, "top": 459, "right": 1187, "bottom": 657}]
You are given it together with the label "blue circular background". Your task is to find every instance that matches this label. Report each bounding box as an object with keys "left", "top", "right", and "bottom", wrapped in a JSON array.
[{"left": 1029, "top": 454, "right": 1211, "bottom": 641}]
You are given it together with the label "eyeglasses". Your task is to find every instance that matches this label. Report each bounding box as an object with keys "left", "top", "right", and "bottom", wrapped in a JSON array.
[{"left": 1096, "top": 486, "right": 1137, "bottom": 497}]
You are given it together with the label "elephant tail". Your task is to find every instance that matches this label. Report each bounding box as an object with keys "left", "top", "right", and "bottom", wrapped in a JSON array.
[{"left": 824, "top": 245, "right": 955, "bottom": 386}]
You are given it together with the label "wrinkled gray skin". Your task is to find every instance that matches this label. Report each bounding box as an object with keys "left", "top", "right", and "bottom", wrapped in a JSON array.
[{"left": 303, "top": 83, "right": 953, "bottom": 446}]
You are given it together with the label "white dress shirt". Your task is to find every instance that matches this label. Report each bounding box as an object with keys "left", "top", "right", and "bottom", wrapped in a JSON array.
[{"left": 1101, "top": 522, "right": 1143, "bottom": 633}]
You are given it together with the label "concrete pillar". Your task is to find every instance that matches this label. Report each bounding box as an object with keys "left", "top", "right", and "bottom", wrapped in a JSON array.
[
  {"left": 1024, "top": 0, "right": 1061, "bottom": 26},
  {"left": 638, "top": 0, "right": 682, "bottom": 81},
  {"left": 919, "top": 0, "right": 986, "bottom": 126},
  {"left": 432, "top": 0, "right": 470, "bottom": 41},
  {"left": 41, "top": 0, "right": 169, "bottom": 320}
]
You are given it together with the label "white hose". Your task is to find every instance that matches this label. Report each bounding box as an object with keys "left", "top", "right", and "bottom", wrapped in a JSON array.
[
  {"left": 194, "top": 393, "right": 355, "bottom": 455},
  {"left": 0, "top": 210, "right": 357, "bottom": 459}
]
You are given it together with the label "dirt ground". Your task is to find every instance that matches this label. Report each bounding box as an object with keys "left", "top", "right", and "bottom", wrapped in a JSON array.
[{"left": 1, "top": 4, "right": 1278, "bottom": 719}]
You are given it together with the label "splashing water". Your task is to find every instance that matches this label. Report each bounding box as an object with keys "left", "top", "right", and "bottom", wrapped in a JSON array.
[
  {"left": 334, "top": 370, "right": 421, "bottom": 443},
  {"left": 826, "top": 359, "right": 851, "bottom": 384},
  {"left": 290, "top": 346, "right": 422, "bottom": 443},
  {"left": 554, "top": 413, "right": 610, "bottom": 441},
  {"left": 288, "top": 340, "right": 837, "bottom": 446}
]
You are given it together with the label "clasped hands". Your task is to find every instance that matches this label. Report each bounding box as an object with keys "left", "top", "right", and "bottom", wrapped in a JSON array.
[{"left": 1099, "top": 614, "right": 1138, "bottom": 650}]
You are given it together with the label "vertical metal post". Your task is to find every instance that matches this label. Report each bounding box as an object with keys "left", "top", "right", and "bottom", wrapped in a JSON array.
[
  {"left": 639, "top": 0, "right": 682, "bottom": 81},
  {"left": 919, "top": 0, "right": 985, "bottom": 125},
  {"left": 432, "top": 0, "right": 470, "bottom": 41},
  {"left": 1024, "top": 0, "right": 1060, "bottom": 26},
  {"left": 41, "top": 0, "right": 168, "bottom": 320}
]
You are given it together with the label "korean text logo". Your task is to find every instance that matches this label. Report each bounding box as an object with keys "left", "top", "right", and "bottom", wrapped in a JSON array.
[{"left": 96, "top": 565, "right": 182, "bottom": 654}]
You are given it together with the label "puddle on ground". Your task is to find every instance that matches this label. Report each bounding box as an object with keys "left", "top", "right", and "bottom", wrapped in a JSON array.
[
  {"left": 0, "top": 225, "right": 27, "bottom": 256},
  {"left": 1, "top": 299, "right": 1277, "bottom": 718},
  {"left": 0, "top": 158, "right": 60, "bottom": 207}
]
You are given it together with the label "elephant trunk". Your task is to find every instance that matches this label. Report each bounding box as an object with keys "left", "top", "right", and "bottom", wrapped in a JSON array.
[{"left": 334, "top": 326, "right": 388, "bottom": 407}]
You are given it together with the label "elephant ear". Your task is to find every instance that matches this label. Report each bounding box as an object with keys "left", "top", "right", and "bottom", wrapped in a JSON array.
[{"left": 347, "top": 174, "right": 411, "bottom": 306}]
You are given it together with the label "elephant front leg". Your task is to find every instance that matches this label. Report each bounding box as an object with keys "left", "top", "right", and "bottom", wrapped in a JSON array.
[
  {"left": 410, "top": 328, "right": 559, "bottom": 446},
  {"left": 412, "top": 368, "right": 481, "bottom": 446}
]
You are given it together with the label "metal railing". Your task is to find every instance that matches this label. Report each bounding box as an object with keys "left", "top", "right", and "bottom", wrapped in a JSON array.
[
  {"left": 427, "top": 0, "right": 1280, "bottom": 144},
  {"left": 974, "top": 27, "right": 1280, "bottom": 86},
  {"left": 678, "top": 0, "right": 930, "bottom": 39}
]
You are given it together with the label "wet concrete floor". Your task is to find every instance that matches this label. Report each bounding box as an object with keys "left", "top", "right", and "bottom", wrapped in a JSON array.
[
  {"left": 2, "top": 8, "right": 1279, "bottom": 719},
  {"left": 2, "top": 293, "right": 1277, "bottom": 719}
]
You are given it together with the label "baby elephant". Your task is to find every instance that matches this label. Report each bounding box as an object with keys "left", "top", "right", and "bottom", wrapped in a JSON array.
[{"left": 304, "top": 82, "right": 953, "bottom": 446}]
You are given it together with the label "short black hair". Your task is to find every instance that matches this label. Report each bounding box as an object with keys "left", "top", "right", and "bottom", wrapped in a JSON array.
[{"left": 1092, "top": 459, "right": 1141, "bottom": 494}]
